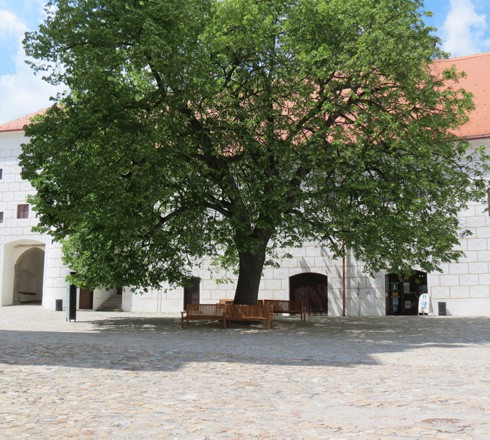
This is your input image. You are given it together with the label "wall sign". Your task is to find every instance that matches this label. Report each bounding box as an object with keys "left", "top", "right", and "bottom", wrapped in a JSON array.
[{"left": 418, "top": 293, "right": 431, "bottom": 315}]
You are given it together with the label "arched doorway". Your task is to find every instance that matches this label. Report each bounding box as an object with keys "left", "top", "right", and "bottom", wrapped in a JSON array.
[
  {"left": 385, "top": 271, "right": 427, "bottom": 315},
  {"left": 290, "top": 273, "right": 328, "bottom": 315},
  {"left": 13, "top": 247, "right": 45, "bottom": 305}
]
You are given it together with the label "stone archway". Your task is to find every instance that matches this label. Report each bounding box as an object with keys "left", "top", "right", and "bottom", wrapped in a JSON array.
[{"left": 13, "top": 247, "right": 45, "bottom": 305}]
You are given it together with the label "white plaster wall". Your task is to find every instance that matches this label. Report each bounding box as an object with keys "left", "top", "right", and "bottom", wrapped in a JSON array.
[
  {"left": 0, "top": 131, "right": 69, "bottom": 310},
  {"left": 425, "top": 138, "right": 490, "bottom": 316},
  {"left": 126, "top": 244, "right": 386, "bottom": 316},
  {"left": 1, "top": 128, "right": 489, "bottom": 317}
]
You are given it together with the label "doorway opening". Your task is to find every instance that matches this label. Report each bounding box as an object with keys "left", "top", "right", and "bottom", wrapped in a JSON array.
[
  {"left": 79, "top": 288, "right": 94, "bottom": 309},
  {"left": 13, "top": 247, "right": 45, "bottom": 305},
  {"left": 289, "top": 273, "right": 328, "bottom": 315},
  {"left": 183, "top": 277, "right": 200, "bottom": 310},
  {"left": 386, "top": 271, "right": 427, "bottom": 315}
]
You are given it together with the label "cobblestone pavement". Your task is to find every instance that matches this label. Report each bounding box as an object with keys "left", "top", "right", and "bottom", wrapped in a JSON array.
[{"left": 0, "top": 306, "right": 489, "bottom": 439}]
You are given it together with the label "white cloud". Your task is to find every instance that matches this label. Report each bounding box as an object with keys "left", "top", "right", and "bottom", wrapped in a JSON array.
[
  {"left": 0, "top": 57, "right": 60, "bottom": 124},
  {"left": 442, "top": 0, "right": 490, "bottom": 56},
  {"left": 0, "top": 7, "right": 61, "bottom": 124},
  {"left": 0, "top": 8, "right": 27, "bottom": 40}
]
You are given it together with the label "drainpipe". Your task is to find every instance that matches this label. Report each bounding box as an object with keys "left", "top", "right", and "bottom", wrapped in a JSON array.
[{"left": 342, "top": 241, "right": 346, "bottom": 317}]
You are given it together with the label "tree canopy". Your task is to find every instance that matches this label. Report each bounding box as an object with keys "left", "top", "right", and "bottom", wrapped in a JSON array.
[{"left": 21, "top": 0, "right": 488, "bottom": 304}]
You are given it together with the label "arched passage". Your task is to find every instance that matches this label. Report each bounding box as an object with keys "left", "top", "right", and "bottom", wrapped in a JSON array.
[
  {"left": 385, "top": 270, "right": 427, "bottom": 315},
  {"left": 13, "top": 247, "right": 45, "bottom": 305},
  {"left": 289, "top": 273, "right": 328, "bottom": 315}
]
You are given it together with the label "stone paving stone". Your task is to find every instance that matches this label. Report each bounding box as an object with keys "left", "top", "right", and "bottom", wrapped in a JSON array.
[{"left": 0, "top": 306, "right": 489, "bottom": 439}]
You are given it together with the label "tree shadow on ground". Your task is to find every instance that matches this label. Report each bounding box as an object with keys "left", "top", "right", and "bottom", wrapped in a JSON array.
[{"left": 0, "top": 314, "right": 488, "bottom": 372}]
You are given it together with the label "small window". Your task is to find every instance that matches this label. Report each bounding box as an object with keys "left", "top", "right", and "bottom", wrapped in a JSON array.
[
  {"left": 0, "top": 212, "right": 3, "bottom": 223},
  {"left": 0, "top": 169, "right": 3, "bottom": 179},
  {"left": 17, "top": 204, "right": 29, "bottom": 219}
]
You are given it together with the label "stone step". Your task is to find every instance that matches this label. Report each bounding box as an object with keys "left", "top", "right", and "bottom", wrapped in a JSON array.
[{"left": 97, "top": 295, "right": 123, "bottom": 311}]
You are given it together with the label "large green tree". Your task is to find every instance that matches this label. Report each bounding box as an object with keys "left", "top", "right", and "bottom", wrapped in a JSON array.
[{"left": 21, "top": 0, "right": 487, "bottom": 304}]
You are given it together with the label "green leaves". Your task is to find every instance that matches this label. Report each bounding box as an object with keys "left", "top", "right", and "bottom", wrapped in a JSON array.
[{"left": 20, "top": 0, "right": 488, "bottom": 291}]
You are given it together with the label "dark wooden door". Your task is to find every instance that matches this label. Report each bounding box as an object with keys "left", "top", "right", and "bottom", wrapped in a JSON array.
[
  {"left": 183, "top": 277, "right": 200, "bottom": 310},
  {"left": 290, "top": 273, "right": 328, "bottom": 315},
  {"left": 79, "top": 288, "right": 93, "bottom": 309}
]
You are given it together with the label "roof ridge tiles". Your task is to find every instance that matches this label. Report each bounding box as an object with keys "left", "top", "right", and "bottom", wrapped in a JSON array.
[
  {"left": 0, "top": 110, "right": 46, "bottom": 133},
  {"left": 436, "top": 51, "right": 490, "bottom": 63}
]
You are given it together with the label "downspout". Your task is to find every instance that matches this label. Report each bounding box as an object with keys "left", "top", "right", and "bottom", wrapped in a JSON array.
[{"left": 342, "top": 240, "right": 346, "bottom": 317}]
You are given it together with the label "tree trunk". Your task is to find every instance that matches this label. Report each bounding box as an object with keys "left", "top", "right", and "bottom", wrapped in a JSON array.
[{"left": 233, "top": 235, "right": 269, "bottom": 305}]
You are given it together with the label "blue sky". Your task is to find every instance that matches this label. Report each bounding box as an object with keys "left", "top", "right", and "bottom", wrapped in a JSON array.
[{"left": 1, "top": 0, "right": 490, "bottom": 123}]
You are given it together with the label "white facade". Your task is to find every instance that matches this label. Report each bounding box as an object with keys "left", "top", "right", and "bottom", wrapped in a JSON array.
[
  {"left": 124, "top": 137, "right": 490, "bottom": 318},
  {"left": 1, "top": 124, "right": 489, "bottom": 316},
  {"left": 0, "top": 129, "right": 116, "bottom": 311},
  {"left": 124, "top": 247, "right": 385, "bottom": 316},
  {"left": 427, "top": 138, "right": 490, "bottom": 317}
]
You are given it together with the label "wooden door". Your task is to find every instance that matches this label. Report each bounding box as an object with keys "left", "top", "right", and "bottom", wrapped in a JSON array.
[
  {"left": 79, "top": 288, "right": 93, "bottom": 309},
  {"left": 290, "top": 273, "right": 328, "bottom": 315},
  {"left": 183, "top": 277, "right": 200, "bottom": 310}
]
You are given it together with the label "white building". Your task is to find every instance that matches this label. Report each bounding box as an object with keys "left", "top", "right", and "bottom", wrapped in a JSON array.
[
  {"left": 1, "top": 53, "right": 489, "bottom": 317},
  {"left": 0, "top": 113, "right": 117, "bottom": 312}
]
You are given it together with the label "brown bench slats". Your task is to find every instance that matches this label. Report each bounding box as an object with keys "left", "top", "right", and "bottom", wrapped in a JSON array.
[
  {"left": 261, "top": 300, "right": 306, "bottom": 321},
  {"left": 181, "top": 304, "right": 225, "bottom": 328},
  {"left": 224, "top": 304, "right": 273, "bottom": 329},
  {"left": 182, "top": 303, "right": 274, "bottom": 329}
]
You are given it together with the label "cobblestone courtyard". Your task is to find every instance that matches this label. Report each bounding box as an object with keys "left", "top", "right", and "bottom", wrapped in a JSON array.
[{"left": 0, "top": 306, "right": 489, "bottom": 439}]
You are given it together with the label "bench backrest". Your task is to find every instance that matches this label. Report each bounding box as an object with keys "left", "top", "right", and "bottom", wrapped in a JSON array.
[
  {"left": 262, "top": 299, "right": 303, "bottom": 313},
  {"left": 186, "top": 303, "right": 225, "bottom": 316},
  {"left": 225, "top": 304, "right": 272, "bottom": 319}
]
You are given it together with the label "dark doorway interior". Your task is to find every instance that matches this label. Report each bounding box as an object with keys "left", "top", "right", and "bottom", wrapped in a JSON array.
[
  {"left": 386, "top": 271, "right": 427, "bottom": 315},
  {"left": 183, "top": 277, "right": 200, "bottom": 310},
  {"left": 290, "top": 273, "right": 328, "bottom": 315}
]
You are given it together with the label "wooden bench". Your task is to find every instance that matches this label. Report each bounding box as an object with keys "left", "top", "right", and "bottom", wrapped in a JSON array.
[
  {"left": 262, "top": 299, "right": 306, "bottom": 321},
  {"left": 224, "top": 304, "right": 274, "bottom": 329},
  {"left": 181, "top": 304, "right": 225, "bottom": 328}
]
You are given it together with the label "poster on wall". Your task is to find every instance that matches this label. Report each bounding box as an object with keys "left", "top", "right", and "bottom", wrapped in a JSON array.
[{"left": 418, "top": 293, "right": 431, "bottom": 315}]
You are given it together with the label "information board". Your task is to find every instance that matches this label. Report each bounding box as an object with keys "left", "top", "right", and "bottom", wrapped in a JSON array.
[{"left": 418, "top": 293, "right": 431, "bottom": 315}]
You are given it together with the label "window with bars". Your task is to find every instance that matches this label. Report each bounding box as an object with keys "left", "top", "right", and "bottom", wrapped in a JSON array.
[{"left": 17, "top": 204, "right": 29, "bottom": 219}]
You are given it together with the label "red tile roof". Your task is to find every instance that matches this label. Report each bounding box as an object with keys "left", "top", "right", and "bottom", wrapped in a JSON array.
[
  {"left": 0, "top": 110, "right": 45, "bottom": 133},
  {"left": 1, "top": 53, "right": 490, "bottom": 138},
  {"left": 435, "top": 52, "right": 490, "bottom": 139}
]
